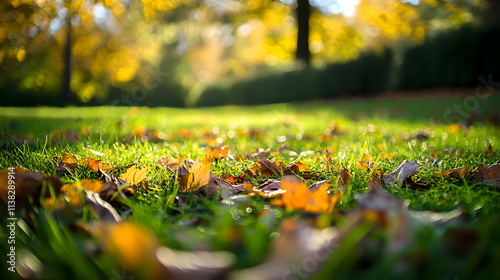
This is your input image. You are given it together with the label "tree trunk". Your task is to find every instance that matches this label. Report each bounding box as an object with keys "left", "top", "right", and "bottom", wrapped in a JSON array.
[
  {"left": 295, "top": 0, "right": 311, "bottom": 65},
  {"left": 61, "top": 14, "right": 73, "bottom": 104}
]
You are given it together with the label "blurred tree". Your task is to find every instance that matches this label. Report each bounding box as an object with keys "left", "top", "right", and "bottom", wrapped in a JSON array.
[
  {"left": 296, "top": 0, "right": 311, "bottom": 64},
  {"left": 0, "top": 0, "right": 189, "bottom": 104}
]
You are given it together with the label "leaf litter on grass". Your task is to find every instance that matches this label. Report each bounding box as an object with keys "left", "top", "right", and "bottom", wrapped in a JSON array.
[{"left": 1, "top": 106, "right": 499, "bottom": 279}]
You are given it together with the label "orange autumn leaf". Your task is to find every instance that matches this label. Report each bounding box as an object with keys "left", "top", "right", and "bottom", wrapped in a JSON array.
[
  {"left": 96, "top": 222, "right": 161, "bottom": 275},
  {"left": 61, "top": 180, "right": 106, "bottom": 206},
  {"left": 273, "top": 176, "right": 341, "bottom": 213},
  {"left": 436, "top": 170, "right": 451, "bottom": 178},
  {"left": 180, "top": 128, "right": 191, "bottom": 139},
  {"left": 285, "top": 161, "right": 309, "bottom": 173},
  {"left": 120, "top": 166, "right": 150, "bottom": 186},
  {"left": 221, "top": 173, "right": 245, "bottom": 184},
  {"left": 381, "top": 153, "right": 393, "bottom": 160},
  {"left": 130, "top": 126, "right": 145, "bottom": 137},
  {"left": 86, "top": 157, "right": 102, "bottom": 172},
  {"left": 205, "top": 146, "right": 228, "bottom": 161}
]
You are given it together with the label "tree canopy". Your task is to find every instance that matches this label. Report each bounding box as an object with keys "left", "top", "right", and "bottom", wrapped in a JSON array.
[{"left": 0, "top": 0, "right": 489, "bottom": 105}]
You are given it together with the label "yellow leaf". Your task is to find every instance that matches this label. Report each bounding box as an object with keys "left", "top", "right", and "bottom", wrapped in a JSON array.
[
  {"left": 120, "top": 166, "right": 150, "bottom": 186},
  {"left": 178, "top": 158, "right": 212, "bottom": 192},
  {"left": 59, "top": 153, "right": 78, "bottom": 170}
]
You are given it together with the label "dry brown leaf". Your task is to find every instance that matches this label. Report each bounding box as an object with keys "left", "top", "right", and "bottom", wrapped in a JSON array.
[
  {"left": 85, "top": 192, "right": 122, "bottom": 222},
  {"left": 471, "top": 164, "right": 500, "bottom": 187},
  {"left": 337, "top": 167, "right": 351, "bottom": 192},
  {"left": 259, "top": 159, "right": 282, "bottom": 176},
  {"left": 382, "top": 160, "right": 421, "bottom": 187},
  {"left": 0, "top": 167, "right": 62, "bottom": 208},
  {"left": 308, "top": 180, "right": 329, "bottom": 192},
  {"left": 156, "top": 246, "right": 234, "bottom": 280},
  {"left": 485, "top": 144, "right": 494, "bottom": 156},
  {"left": 359, "top": 178, "right": 404, "bottom": 218},
  {"left": 449, "top": 166, "right": 472, "bottom": 179},
  {"left": 244, "top": 148, "right": 270, "bottom": 160}
]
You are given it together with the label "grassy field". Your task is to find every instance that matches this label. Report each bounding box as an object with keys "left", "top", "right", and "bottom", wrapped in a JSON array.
[{"left": 1, "top": 94, "right": 500, "bottom": 280}]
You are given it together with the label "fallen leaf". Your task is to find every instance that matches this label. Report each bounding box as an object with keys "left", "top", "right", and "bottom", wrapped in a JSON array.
[
  {"left": 179, "top": 128, "right": 191, "bottom": 139},
  {"left": 244, "top": 148, "right": 270, "bottom": 160},
  {"left": 470, "top": 163, "right": 500, "bottom": 187},
  {"left": 96, "top": 222, "right": 163, "bottom": 278},
  {"left": 158, "top": 155, "right": 185, "bottom": 170},
  {"left": 337, "top": 167, "right": 351, "bottom": 192},
  {"left": 86, "top": 157, "right": 102, "bottom": 172},
  {"left": 404, "top": 177, "right": 431, "bottom": 190},
  {"left": 120, "top": 166, "right": 150, "bottom": 186},
  {"left": 308, "top": 180, "right": 329, "bottom": 192},
  {"left": 257, "top": 179, "right": 281, "bottom": 192},
  {"left": 284, "top": 161, "right": 309, "bottom": 174},
  {"left": 449, "top": 166, "right": 472, "bottom": 179},
  {"left": 205, "top": 146, "right": 228, "bottom": 161},
  {"left": 207, "top": 177, "right": 241, "bottom": 199},
  {"left": 61, "top": 180, "right": 107, "bottom": 206},
  {"left": 273, "top": 176, "right": 341, "bottom": 213},
  {"left": 246, "top": 160, "right": 312, "bottom": 178},
  {"left": 382, "top": 160, "right": 421, "bottom": 187},
  {"left": 156, "top": 246, "right": 234, "bottom": 280},
  {"left": 85, "top": 191, "right": 122, "bottom": 222},
  {"left": 178, "top": 158, "right": 212, "bottom": 192},
  {"left": 258, "top": 159, "right": 282, "bottom": 176},
  {"left": 0, "top": 167, "right": 62, "bottom": 208},
  {"left": 58, "top": 152, "right": 78, "bottom": 170},
  {"left": 359, "top": 178, "right": 404, "bottom": 217},
  {"left": 221, "top": 173, "right": 246, "bottom": 184},
  {"left": 485, "top": 144, "right": 494, "bottom": 156}
]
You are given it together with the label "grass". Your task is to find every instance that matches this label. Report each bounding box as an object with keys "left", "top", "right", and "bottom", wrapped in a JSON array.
[{"left": 0, "top": 94, "right": 500, "bottom": 280}]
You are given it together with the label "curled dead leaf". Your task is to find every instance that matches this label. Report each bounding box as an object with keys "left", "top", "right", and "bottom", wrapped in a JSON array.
[
  {"left": 382, "top": 160, "right": 421, "bottom": 187},
  {"left": 337, "top": 167, "right": 351, "bottom": 192}
]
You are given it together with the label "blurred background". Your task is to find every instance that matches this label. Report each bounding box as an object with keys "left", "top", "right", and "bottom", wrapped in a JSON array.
[{"left": 1, "top": 0, "right": 499, "bottom": 107}]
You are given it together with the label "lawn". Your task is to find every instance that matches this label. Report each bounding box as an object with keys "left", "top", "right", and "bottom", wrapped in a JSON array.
[{"left": 1, "top": 94, "right": 500, "bottom": 280}]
